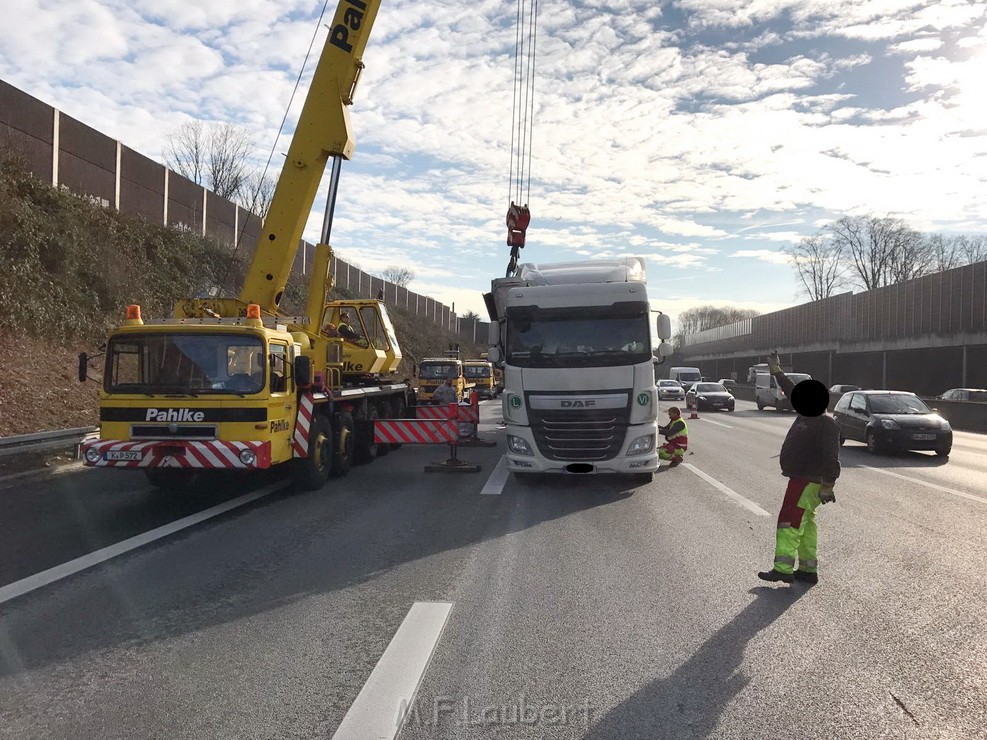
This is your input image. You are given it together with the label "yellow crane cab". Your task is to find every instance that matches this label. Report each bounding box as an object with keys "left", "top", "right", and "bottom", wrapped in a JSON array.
[
  {"left": 320, "top": 300, "right": 401, "bottom": 377},
  {"left": 463, "top": 360, "right": 495, "bottom": 399}
]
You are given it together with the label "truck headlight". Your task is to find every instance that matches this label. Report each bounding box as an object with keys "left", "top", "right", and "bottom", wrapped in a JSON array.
[
  {"left": 84, "top": 446, "right": 102, "bottom": 464},
  {"left": 507, "top": 435, "right": 533, "bottom": 456},
  {"left": 879, "top": 419, "right": 900, "bottom": 430},
  {"left": 627, "top": 434, "right": 655, "bottom": 455},
  {"left": 239, "top": 449, "right": 257, "bottom": 465}
]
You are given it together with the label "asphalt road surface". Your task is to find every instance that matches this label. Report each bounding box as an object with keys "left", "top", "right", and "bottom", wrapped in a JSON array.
[{"left": 1, "top": 399, "right": 985, "bottom": 739}]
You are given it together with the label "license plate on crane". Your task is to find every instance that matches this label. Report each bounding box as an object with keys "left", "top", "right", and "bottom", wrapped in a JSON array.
[{"left": 105, "top": 450, "right": 142, "bottom": 461}]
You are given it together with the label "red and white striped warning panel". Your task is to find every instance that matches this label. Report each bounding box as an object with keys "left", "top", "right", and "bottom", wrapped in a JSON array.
[
  {"left": 415, "top": 403, "right": 479, "bottom": 423},
  {"left": 373, "top": 419, "right": 459, "bottom": 445},
  {"left": 293, "top": 392, "right": 331, "bottom": 458},
  {"left": 81, "top": 439, "right": 272, "bottom": 469}
]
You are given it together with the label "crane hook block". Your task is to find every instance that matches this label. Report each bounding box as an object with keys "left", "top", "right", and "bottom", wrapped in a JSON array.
[{"left": 506, "top": 202, "right": 531, "bottom": 248}]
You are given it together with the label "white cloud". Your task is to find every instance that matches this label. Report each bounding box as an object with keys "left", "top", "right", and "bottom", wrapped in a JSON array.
[{"left": 732, "top": 249, "right": 793, "bottom": 265}]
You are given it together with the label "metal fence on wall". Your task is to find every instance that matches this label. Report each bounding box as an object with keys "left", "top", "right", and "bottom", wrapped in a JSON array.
[{"left": 0, "top": 79, "right": 473, "bottom": 336}]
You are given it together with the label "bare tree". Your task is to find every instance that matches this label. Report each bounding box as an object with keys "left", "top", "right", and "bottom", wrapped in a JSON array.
[
  {"left": 783, "top": 234, "right": 848, "bottom": 300},
  {"left": 462, "top": 310, "right": 482, "bottom": 322},
  {"left": 887, "top": 222, "right": 930, "bottom": 284},
  {"left": 379, "top": 266, "right": 415, "bottom": 287},
  {"left": 827, "top": 215, "right": 919, "bottom": 290},
  {"left": 166, "top": 121, "right": 254, "bottom": 200},
  {"left": 926, "top": 233, "right": 963, "bottom": 273},
  {"left": 955, "top": 235, "right": 987, "bottom": 265},
  {"left": 240, "top": 171, "right": 277, "bottom": 219}
]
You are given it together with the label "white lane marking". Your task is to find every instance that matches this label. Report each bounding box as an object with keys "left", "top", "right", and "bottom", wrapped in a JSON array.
[
  {"left": 859, "top": 465, "right": 987, "bottom": 505},
  {"left": 682, "top": 464, "right": 771, "bottom": 517},
  {"left": 700, "top": 418, "right": 733, "bottom": 429},
  {"left": 332, "top": 601, "right": 453, "bottom": 740},
  {"left": 0, "top": 480, "right": 289, "bottom": 606},
  {"left": 480, "top": 455, "right": 509, "bottom": 495}
]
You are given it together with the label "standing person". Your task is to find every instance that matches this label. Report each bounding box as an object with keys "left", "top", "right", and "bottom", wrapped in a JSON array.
[
  {"left": 658, "top": 406, "right": 688, "bottom": 467},
  {"left": 430, "top": 376, "right": 458, "bottom": 406},
  {"left": 758, "top": 351, "right": 840, "bottom": 585}
]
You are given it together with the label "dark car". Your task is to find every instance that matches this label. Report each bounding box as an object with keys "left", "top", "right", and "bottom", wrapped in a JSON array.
[
  {"left": 686, "top": 382, "right": 735, "bottom": 412},
  {"left": 833, "top": 391, "right": 952, "bottom": 457},
  {"left": 828, "top": 384, "right": 861, "bottom": 410},
  {"left": 937, "top": 388, "right": 987, "bottom": 402}
]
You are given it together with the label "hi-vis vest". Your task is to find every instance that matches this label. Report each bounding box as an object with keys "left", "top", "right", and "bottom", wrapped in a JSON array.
[{"left": 665, "top": 418, "right": 689, "bottom": 449}]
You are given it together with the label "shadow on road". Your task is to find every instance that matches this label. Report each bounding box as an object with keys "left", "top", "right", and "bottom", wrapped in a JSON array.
[
  {"left": 0, "top": 443, "right": 640, "bottom": 678},
  {"left": 838, "top": 445, "right": 950, "bottom": 468},
  {"left": 584, "top": 586, "right": 807, "bottom": 740}
]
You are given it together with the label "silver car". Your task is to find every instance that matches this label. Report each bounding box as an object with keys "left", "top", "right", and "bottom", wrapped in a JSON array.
[{"left": 657, "top": 379, "right": 685, "bottom": 401}]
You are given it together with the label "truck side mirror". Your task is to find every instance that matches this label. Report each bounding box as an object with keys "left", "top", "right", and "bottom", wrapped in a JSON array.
[
  {"left": 488, "top": 347, "right": 501, "bottom": 364},
  {"left": 294, "top": 355, "right": 312, "bottom": 387},
  {"left": 78, "top": 352, "right": 88, "bottom": 383},
  {"left": 656, "top": 313, "right": 672, "bottom": 340},
  {"left": 487, "top": 321, "right": 500, "bottom": 346}
]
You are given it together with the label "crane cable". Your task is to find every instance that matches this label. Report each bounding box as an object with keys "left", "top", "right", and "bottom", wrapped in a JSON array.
[
  {"left": 219, "top": 0, "right": 333, "bottom": 295},
  {"left": 505, "top": 0, "right": 538, "bottom": 276}
]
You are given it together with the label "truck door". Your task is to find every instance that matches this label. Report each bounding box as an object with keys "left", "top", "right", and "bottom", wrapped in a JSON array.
[{"left": 268, "top": 342, "right": 294, "bottom": 462}]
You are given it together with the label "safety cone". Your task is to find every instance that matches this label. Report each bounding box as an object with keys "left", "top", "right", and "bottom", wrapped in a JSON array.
[{"left": 689, "top": 405, "right": 700, "bottom": 420}]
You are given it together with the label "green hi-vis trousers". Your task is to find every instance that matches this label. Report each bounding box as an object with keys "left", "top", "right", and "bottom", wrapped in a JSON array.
[{"left": 773, "top": 477, "right": 821, "bottom": 575}]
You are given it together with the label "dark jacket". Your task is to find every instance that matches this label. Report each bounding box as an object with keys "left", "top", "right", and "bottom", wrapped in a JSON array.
[{"left": 774, "top": 370, "right": 841, "bottom": 486}]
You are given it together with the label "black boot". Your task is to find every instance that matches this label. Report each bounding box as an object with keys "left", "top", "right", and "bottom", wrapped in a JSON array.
[
  {"left": 793, "top": 570, "right": 818, "bottom": 584},
  {"left": 757, "top": 569, "right": 794, "bottom": 584}
]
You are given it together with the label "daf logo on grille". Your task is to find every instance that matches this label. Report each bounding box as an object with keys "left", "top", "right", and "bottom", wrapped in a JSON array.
[{"left": 561, "top": 400, "right": 595, "bottom": 408}]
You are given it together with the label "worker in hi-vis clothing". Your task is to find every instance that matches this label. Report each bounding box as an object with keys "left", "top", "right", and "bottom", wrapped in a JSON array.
[
  {"left": 657, "top": 406, "right": 688, "bottom": 467},
  {"left": 758, "top": 350, "right": 840, "bottom": 585}
]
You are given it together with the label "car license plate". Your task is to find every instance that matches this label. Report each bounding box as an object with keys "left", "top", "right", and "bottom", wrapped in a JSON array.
[
  {"left": 912, "top": 433, "right": 935, "bottom": 441},
  {"left": 105, "top": 450, "right": 142, "bottom": 461}
]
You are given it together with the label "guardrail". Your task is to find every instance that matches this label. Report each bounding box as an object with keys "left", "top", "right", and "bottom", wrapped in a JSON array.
[{"left": 0, "top": 427, "right": 100, "bottom": 459}]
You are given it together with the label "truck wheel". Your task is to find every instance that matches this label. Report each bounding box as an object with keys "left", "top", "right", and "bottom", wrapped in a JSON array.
[
  {"left": 330, "top": 412, "right": 354, "bottom": 477},
  {"left": 292, "top": 414, "right": 333, "bottom": 491},
  {"left": 144, "top": 469, "right": 197, "bottom": 489},
  {"left": 355, "top": 406, "right": 380, "bottom": 464}
]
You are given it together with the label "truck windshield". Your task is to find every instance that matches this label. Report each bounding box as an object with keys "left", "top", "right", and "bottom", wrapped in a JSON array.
[
  {"left": 105, "top": 334, "right": 266, "bottom": 395},
  {"left": 677, "top": 372, "right": 702, "bottom": 383},
  {"left": 464, "top": 366, "right": 492, "bottom": 378},
  {"left": 420, "top": 363, "right": 458, "bottom": 379},
  {"left": 506, "top": 303, "right": 651, "bottom": 368}
]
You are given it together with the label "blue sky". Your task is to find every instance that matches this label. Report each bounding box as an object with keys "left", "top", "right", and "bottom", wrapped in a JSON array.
[{"left": 3, "top": 0, "right": 987, "bottom": 321}]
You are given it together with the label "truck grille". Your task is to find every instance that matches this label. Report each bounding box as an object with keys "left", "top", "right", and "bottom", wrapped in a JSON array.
[
  {"left": 529, "top": 409, "right": 629, "bottom": 461},
  {"left": 130, "top": 425, "right": 218, "bottom": 440}
]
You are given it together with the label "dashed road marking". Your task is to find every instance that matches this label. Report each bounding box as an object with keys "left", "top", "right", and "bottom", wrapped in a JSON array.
[
  {"left": 859, "top": 465, "right": 987, "bottom": 505},
  {"left": 682, "top": 464, "right": 771, "bottom": 517},
  {"left": 480, "top": 455, "right": 509, "bottom": 495},
  {"left": 332, "top": 601, "right": 454, "bottom": 740},
  {"left": 0, "top": 480, "right": 289, "bottom": 606}
]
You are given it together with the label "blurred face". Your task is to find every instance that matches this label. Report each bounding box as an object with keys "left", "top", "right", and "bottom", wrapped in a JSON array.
[{"left": 668, "top": 409, "right": 680, "bottom": 420}]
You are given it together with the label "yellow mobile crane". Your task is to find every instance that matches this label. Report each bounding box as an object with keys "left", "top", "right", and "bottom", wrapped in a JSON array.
[{"left": 79, "top": 0, "right": 410, "bottom": 490}]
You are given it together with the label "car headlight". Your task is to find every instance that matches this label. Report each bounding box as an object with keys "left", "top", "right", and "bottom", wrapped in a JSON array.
[
  {"left": 699, "top": 396, "right": 707, "bottom": 401},
  {"left": 627, "top": 434, "right": 655, "bottom": 455},
  {"left": 84, "top": 446, "right": 102, "bottom": 464},
  {"left": 507, "top": 435, "right": 533, "bottom": 456},
  {"left": 879, "top": 419, "right": 900, "bottom": 430},
  {"left": 239, "top": 449, "right": 257, "bottom": 465}
]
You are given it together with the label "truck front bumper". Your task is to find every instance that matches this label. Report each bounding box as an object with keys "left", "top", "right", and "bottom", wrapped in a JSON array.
[
  {"left": 81, "top": 440, "right": 272, "bottom": 469},
  {"left": 503, "top": 426, "right": 660, "bottom": 475}
]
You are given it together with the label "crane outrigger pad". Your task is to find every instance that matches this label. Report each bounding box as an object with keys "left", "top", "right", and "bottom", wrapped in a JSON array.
[{"left": 424, "top": 444, "right": 482, "bottom": 474}]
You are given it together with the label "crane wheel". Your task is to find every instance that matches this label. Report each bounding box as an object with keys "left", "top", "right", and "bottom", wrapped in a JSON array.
[
  {"left": 330, "top": 411, "right": 354, "bottom": 478},
  {"left": 293, "top": 415, "right": 333, "bottom": 490}
]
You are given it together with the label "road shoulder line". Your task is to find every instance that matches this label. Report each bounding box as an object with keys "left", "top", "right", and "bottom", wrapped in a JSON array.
[
  {"left": 859, "top": 465, "right": 987, "bottom": 505},
  {"left": 0, "top": 480, "right": 289, "bottom": 605},
  {"left": 480, "top": 455, "right": 509, "bottom": 495}
]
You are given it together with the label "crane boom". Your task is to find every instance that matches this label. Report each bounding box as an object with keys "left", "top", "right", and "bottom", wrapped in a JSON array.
[{"left": 239, "top": 0, "right": 381, "bottom": 313}]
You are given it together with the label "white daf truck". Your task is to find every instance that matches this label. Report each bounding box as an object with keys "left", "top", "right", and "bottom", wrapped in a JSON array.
[{"left": 485, "top": 258, "right": 674, "bottom": 482}]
